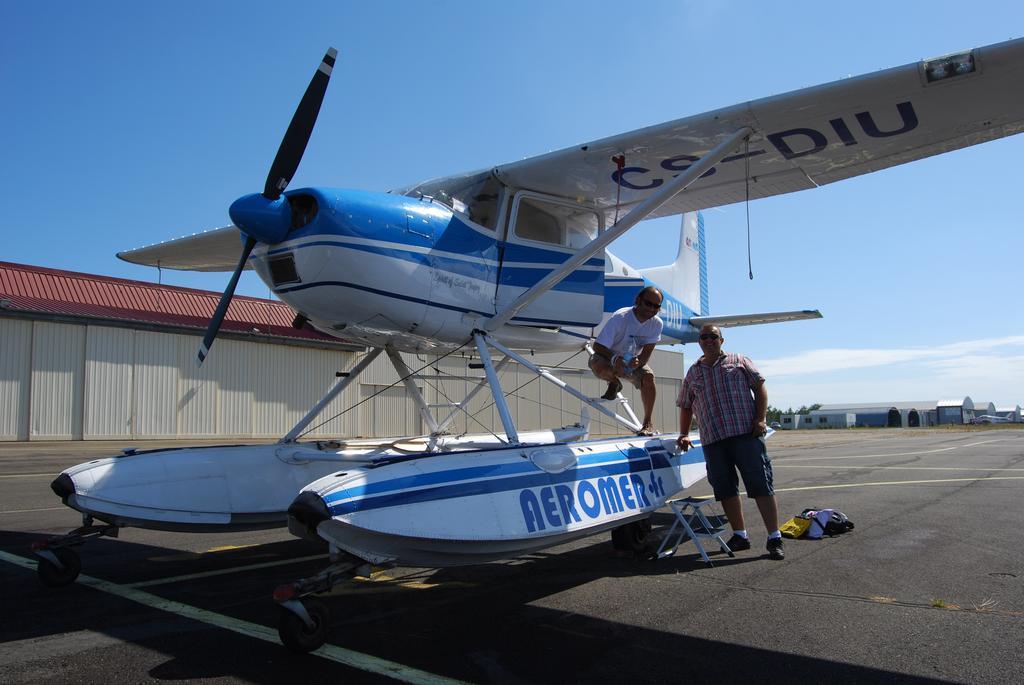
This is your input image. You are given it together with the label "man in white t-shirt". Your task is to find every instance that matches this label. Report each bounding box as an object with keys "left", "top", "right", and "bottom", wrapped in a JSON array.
[{"left": 588, "top": 286, "right": 664, "bottom": 436}]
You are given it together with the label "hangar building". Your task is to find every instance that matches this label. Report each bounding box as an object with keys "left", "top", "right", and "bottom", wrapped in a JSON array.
[
  {"left": 783, "top": 398, "right": 992, "bottom": 429},
  {"left": 810, "top": 402, "right": 941, "bottom": 428},
  {"left": 996, "top": 405, "right": 1022, "bottom": 422},
  {"left": 936, "top": 398, "right": 975, "bottom": 425},
  {"left": 0, "top": 261, "right": 686, "bottom": 442}
]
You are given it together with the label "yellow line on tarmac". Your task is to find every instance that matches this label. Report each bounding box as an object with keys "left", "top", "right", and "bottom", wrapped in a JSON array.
[
  {"left": 774, "top": 476, "right": 1024, "bottom": 493},
  {"left": 127, "top": 554, "right": 329, "bottom": 588},
  {"left": 0, "top": 507, "right": 66, "bottom": 514},
  {"left": 0, "top": 473, "right": 57, "bottom": 479},
  {"left": 0, "top": 550, "right": 468, "bottom": 685},
  {"left": 148, "top": 544, "right": 262, "bottom": 562}
]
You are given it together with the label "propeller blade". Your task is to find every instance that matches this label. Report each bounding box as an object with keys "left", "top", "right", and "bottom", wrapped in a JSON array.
[
  {"left": 263, "top": 48, "right": 337, "bottom": 200},
  {"left": 197, "top": 236, "right": 257, "bottom": 366}
]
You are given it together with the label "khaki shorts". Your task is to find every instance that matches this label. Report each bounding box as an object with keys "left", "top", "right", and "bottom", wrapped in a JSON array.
[{"left": 588, "top": 353, "right": 654, "bottom": 390}]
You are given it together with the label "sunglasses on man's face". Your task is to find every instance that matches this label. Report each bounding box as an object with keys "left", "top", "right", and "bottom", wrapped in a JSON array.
[
  {"left": 699, "top": 334, "right": 720, "bottom": 341},
  {"left": 639, "top": 299, "right": 662, "bottom": 309}
]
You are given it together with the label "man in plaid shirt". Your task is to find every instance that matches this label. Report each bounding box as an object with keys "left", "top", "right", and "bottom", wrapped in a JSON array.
[{"left": 676, "top": 324, "right": 785, "bottom": 560}]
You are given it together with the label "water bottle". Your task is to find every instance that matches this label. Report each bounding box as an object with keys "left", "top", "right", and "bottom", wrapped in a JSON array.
[{"left": 621, "top": 336, "right": 637, "bottom": 374}]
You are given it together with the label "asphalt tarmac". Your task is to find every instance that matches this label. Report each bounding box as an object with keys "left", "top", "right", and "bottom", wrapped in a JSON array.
[{"left": 1, "top": 428, "right": 1022, "bottom": 684}]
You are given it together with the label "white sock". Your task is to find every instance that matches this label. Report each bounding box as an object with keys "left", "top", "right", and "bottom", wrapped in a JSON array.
[
  {"left": 733, "top": 529, "right": 748, "bottom": 539},
  {"left": 768, "top": 530, "right": 782, "bottom": 540}
]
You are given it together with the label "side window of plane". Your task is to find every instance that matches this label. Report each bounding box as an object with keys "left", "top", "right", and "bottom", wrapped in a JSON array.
[
  {"left": 515, "top": 198, "right": 563, "bottom": 245},
  {"left": 512, "top": 194, "right": 602, "bottom": 249},
  {"left": 565, "top": 212, "right": 599, "bottom": 248}
]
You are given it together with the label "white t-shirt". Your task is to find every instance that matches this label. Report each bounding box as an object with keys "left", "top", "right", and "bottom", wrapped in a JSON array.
[{"left": 595, "top": 306, "right": 663, "bottom": 355}]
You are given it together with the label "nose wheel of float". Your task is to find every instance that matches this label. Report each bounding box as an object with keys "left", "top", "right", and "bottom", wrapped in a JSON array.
[
  {"left": 31, "top": 518, "right": 120, "bottom": 587},
  {"left": 273, "top": 549, "right": 376, "bottom": 653},
  {"left": 35, "top": 547, "right": 82, "bottom": 587},
  {"left": 277, "top": 598, "right": 330, "bottom": 653}
]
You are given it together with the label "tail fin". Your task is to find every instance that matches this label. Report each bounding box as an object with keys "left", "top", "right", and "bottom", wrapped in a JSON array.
[{"left": 637, "top": 211, "right": 707, "bottom": 315}]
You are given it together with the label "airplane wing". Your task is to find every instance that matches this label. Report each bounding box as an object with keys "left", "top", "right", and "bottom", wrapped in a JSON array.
[
  {"left": 690, "top": 310, "right": 823, "bottom": 329},
  {"left": 117, "top": 225, "right": 247, "bottom": 272},
  {"left": 120, "top": 39, "right": 1023, "bottom": 272},
  {"left": 429, "top": 38, "right": 1024, "bottom": 221}
]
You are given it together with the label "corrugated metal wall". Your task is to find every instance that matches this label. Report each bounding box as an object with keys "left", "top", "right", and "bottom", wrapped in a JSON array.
[
  {"left": 84, "top": 326, "right": 133, "bottom": 438},
  {"left": 0, "top": 319, "right": 32, "bottom": 440},
  {"left": 30, "top": 322, "right": 85, "bottom": 439},
  {"left": 0, "top": 317, "right": 686, "bottom": 441}
]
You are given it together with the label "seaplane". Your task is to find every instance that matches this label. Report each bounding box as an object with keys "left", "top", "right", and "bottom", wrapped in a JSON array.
[{"left": 37, "top": 38, "right": 1024, "bottom": 652}]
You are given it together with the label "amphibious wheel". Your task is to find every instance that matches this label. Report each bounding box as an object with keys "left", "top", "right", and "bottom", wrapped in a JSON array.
[
  {"left": 278, "top": 599, "right": 330, "bottom": 653},
  {"left": 611, "top": 518, "right": 653, "bottom": 553},
  {"left": 36, "top": 547, "right": 82, "bottom": 587}
]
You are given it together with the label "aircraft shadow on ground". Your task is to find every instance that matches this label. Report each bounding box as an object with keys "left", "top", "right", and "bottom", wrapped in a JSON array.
[{"left": 0, "top": 525, "right": 949, "bottom": 683}]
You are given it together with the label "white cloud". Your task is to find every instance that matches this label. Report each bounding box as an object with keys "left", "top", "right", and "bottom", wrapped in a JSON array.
[
  {"left": 758, "top": 337, "right": 1024, "bottom": 409},
  {"left": 759, "top": 335, "right": 1024, "bottom": 377}
]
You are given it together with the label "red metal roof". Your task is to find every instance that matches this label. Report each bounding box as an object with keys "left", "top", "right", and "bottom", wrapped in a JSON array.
[{"left": 0, "top": 261, "right": 357, "bottom": 347}]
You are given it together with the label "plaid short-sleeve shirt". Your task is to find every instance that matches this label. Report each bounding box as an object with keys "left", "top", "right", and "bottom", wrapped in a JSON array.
[{"left": 677, "top": 352, "right": 764, "bottom": 445}]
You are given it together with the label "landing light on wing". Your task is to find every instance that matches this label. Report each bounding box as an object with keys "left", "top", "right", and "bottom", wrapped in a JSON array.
[{"left": 922, "top": 51, "right": 976, "bottom": 83}]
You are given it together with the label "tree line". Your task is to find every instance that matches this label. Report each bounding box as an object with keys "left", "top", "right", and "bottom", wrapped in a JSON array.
[{"left": 766, "top": 404, "right": 821, "bottom": 422}]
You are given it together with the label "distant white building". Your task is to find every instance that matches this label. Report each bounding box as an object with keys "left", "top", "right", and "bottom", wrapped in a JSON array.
[
  {"left": 804, "top": 412, "right": 856, "bottom": 429},
  {"left": 779, "top": 414, "right": 813, "bottom": 429}
]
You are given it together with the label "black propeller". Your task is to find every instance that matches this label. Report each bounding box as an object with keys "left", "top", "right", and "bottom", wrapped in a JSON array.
[
  {"left": 264, "top": 48, "right": 337, "bottom": 201},
  {"left": 197, "top": 236, "right": 257, "bottom": 365},
  {"left": 197, "top": 48, "right": 337, "bottom": 367}
]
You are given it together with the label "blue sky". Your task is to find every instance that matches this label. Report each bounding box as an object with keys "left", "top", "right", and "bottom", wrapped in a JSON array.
[{"left": 2, "top": 1, "right": 1022, "bottom": 410}]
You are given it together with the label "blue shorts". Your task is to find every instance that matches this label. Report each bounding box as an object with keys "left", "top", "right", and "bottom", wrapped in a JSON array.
[{"left": 702, "top": 434, "right": 775, "bottom": 500}]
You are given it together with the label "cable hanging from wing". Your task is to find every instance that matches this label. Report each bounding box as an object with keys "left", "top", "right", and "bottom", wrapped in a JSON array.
[
  {"left": 612, "top": 154, "right": 626, "bottom": 226},
  {"left": 745, "top": 136, "right": 754, "bottom": 280}
]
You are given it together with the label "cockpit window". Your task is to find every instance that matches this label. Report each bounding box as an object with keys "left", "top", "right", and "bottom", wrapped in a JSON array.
[{"left": 399, "top": 170, "right": 503, "bottom": 230}]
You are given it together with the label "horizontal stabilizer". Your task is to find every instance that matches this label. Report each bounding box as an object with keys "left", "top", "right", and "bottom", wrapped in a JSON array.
[
  {"left": 690, "top": 309, "right": 822, "bottom": 328},
  {"left": 117, "top": 226, "right": 247, "bottom": 272}
]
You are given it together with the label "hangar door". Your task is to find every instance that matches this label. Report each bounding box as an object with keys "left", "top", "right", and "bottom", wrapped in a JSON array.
[{"left": 359, "top": 384, "right": 423, "bottom": 438}]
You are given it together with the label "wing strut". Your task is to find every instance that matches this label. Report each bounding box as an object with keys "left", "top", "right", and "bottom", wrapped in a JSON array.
[
  {"left": 484, "top": 127, "right": 752, "bottom": 332},
  {"left": 386, "top": 347, "right": 441, "bottom": 435},
  {"left": 482, "top": 333, "right": 643, "bottom": 435},
  {"left": 279, "top": 347, "right": 382, "bottom": 443},
  {"left": 473, "top": 332, "right": 519, "bottom": 444}
]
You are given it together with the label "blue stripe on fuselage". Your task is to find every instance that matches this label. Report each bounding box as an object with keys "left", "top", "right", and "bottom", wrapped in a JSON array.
[
  {"left": 268, "top": 239, "right": 603, "bottom": 293},
  {"left": 324, "top": 447, "right": 702, "bottom": 516}
]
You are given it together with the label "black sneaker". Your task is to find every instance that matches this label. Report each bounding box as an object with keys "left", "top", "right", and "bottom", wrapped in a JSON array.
[
  {"left": 725, "top": 533, "right": 751, "bottom": 552},
  {"left": 767, "top": 537, "right": 785, "bottom": 560},
  {"left": 601, "top": 379, "right": 623, "bottom": 401}
]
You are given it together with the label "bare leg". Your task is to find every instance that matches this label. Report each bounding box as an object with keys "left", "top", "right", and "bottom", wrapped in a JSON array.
[
  {"left": 720, "top": 495, "right": 746, "bottom": 532},
  {"left": 754, "top": 495, "right": 779, "bottom": 532},
  {"left": 590, "top": 358, "right": 618, "bottom": 383},
  {"left": 640, "top": 373, "right": 656, "bottom": 429}
]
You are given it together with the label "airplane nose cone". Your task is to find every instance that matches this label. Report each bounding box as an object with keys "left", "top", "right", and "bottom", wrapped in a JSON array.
[
  {"left": 51, "top": 473, "right": 75, "bottom": 502},
  {"left": 288, "top": 491, "right": 331, "bottom": 535},
  {"left": 228, "top": 193, "right": 292, "bottom": 244}
]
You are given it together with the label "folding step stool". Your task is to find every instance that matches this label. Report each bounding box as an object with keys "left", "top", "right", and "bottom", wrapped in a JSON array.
[{"left": 655, "top": 496, "right": 734, "bottom": 566}]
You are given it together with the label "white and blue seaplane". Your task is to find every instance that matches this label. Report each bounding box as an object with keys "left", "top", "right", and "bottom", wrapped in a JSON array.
[{"left": 39, "top": 39, "right": 1024, "bottom": 651}]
